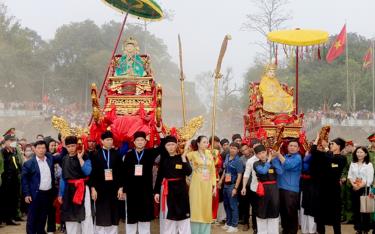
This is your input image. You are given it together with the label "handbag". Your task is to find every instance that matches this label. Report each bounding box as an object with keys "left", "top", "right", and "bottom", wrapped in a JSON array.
[{"left": 360, "top": 186, "right": 375, "bottom": 213}]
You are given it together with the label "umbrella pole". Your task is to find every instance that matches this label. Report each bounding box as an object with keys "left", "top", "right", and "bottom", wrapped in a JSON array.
[
  {"left": 295, "top": 46, "right": 299, "bottom": 114},
  {"left": 98, "top": 12, "right": 129, "bottom": 99},
  {"left": 89, "top": 13, "right": 129, "bottom": 125}
]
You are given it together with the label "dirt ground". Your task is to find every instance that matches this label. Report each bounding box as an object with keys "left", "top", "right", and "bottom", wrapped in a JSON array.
[{"left": 0, "top": 219, "right": 354, "bottom": 234}]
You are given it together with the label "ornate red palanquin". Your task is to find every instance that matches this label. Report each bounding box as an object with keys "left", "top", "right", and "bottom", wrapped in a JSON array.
[
  {"left": 243, "top": 81, "right": 304, "bottom": 149},
  {"left": 89, "top": 53, "right": 163, "bottom": 147}
]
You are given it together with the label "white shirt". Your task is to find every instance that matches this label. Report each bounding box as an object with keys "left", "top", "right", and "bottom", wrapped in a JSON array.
[
  {"left": 243, "top": 155, "right": 259, "bottom": 192},
  {"left": 348, "top": 162, "right": 374, "bottom": 187},
  {"left": 37, "top": 156, "right": 52, "bottom": 191}
]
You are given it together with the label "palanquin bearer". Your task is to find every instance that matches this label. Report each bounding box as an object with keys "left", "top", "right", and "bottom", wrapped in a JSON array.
[
  {"left": 154, "top": 135, "right": 192, "bottom": 234},
  {"left": 58, "top": 136, "right": 94, "bottom": 234},
  {"left": 310, "top": 136, "right": 347, "bottom": 234},
  {"left": 90, "top": 131, "right": 124, "bottom": 234},
  {"left": 123, "top": 131, "right": 161, "bottom": 234},
  {"left": 253, "top": 144, "right": 283, "bottom": 234}
]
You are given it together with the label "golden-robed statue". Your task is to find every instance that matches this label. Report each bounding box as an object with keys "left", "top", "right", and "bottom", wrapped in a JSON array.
[{"left": 259, "top": 64, "right": 294, "bottom": 113}]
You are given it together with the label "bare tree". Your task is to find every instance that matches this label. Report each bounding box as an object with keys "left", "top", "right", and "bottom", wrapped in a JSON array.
[
  {"left": 194, "top": 68, "right": 240, "bottom": 110},
  {"left": 218, "top": 68, "right": 241, "bottom": 111},
  {"left": 242, "top": 0, "right": 292, "bottom": 62}
]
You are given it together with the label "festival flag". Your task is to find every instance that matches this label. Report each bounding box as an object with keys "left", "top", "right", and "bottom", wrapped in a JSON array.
[
  {"left": 326, "top": 24, "right": 346, "bottom": 63},
  {"left": 363, "top": 47, "right": 373, "bottom": 69}
]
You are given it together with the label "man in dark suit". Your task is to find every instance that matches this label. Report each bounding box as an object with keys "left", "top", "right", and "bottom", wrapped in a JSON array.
[{"left": 22, "top": 140, "right": 55, "bottom": 234}]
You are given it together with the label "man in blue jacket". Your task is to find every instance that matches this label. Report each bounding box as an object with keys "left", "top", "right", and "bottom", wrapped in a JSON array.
[
  {"left": 22, "top": 140, "right": 55, "bottom": 234},
  {"left": 273, "top": 140, "right": 302, "bottom": 234}
]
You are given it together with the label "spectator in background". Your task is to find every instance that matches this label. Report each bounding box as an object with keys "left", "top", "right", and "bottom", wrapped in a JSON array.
[
  {"left": 219, "top": 142, "right": 244, "bottom": 233},
  {"left": 46, "top": 138, "right": 59, "bottom": 234},
  {"left": 0, "top": 134, "right": 23, "bottom": 225},
  {"left": 232, "top": 134, "right": 242, "bottom": 145},
  {"left": 19, "top": 138, "right": 28, "bottom": 149},
  {"left": 220, "top": 139, "right": 230, "bottom": 158},
  {"left": 36, "top": 134, "right": 44, "bottom": 141},
  {"left": 23, "top": 144, "right": 33, "bottom": 162},
  {"left": 348, "top": 147, "right": 374, "bottom": 234}
]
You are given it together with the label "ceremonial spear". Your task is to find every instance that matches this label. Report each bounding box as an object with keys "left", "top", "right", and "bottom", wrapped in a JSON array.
[
  {"left": 211, "top": 35, "right": 231, "bottom": 149},
  {"left": 178, "top": 34, "right": 187, "bottom": 126}
]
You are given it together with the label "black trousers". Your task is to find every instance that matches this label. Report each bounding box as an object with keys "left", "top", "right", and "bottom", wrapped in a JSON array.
[
  {"left": 239, "top": 185, "right": 251, "bottom": 225},
  {"left": 317, "top": 222, "right": 341, "bottom": 234},
  {"left": 1, "top": 177, "right": 20, "bottom": 221},
  {"left": 249, "top": 190, "right": 258, "bottom": 231},
  {"left": 352, "top": 187, "right": 371, "bottom": 232},
  {"left": 26, "top": 190, "right": 53, "bottom": 234},
  {"left": 279, "top": 189, "right": 299, "bottom": 234},
  {"left": 47, "top": 201, "right": 56, "bottom": 232}
]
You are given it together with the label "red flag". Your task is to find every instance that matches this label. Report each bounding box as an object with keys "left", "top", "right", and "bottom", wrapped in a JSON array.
[
  {"left": 326, "top": 25, "right": 346, "bottom": 63},
  {"left": 363, "top": 47, "right": 373, "bottom": 69}
]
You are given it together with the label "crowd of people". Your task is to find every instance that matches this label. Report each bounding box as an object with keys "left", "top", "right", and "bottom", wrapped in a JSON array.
[
  {"left": 0, "top": 101, "right": 90, "bottom": 128},
  {"left": 1, "top": 127, "right": 375, "bottom": 234},
  {"left": 304, "top": 109, "right": 375, "bottom": 123}
]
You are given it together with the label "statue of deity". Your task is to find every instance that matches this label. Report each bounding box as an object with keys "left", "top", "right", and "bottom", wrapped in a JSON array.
[
  {"left": 115, "top": 37, "right": 146, "bottom": 77},
  {"left": 259, "top": 64, "right": 294, "bottom": 113}
]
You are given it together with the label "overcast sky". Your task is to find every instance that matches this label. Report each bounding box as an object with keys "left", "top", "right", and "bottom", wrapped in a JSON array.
[{"left": 3, "top": 0, "right": 375, "bottom": 81}]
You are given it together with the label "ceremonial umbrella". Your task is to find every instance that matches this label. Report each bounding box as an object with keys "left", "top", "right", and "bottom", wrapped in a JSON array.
[
  {"left": 267, "top": 29, "right": 328, "bottom": 114},
  {"left": 102, "top": 0, "right": 163, "bottom": 21}
]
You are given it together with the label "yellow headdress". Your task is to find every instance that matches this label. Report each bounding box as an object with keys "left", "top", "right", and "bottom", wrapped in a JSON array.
[
  {"left": 263, "top": 63, "right": 277, "bottom": 75},
  {"left": 122, "top": 37, "right": 140, "bottom": 53}
]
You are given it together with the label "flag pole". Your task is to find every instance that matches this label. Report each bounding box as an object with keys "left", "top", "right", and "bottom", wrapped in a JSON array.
[{"left": 345, "top": 22, "right": 350, "bottom": 112}]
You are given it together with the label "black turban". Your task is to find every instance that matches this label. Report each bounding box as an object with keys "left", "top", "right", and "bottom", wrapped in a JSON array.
[
  {"left": 164, "top": 135, "right": 177, "bottom": 144},
  {"left": 332, "top": 137, "right": 346, "bottom": 151},
  {"left": 101, "top": 130, "right": 113, "bottom": 140},
  {"left": 133, "top": 131, "right": 146, "bottom": 140},
  {"left": 65, "top": 136, "right": 78, "bottom": 145}
]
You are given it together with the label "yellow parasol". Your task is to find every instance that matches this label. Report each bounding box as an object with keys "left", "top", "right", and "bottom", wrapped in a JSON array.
[{"left": 267, "top": 28, "right": 329, "bottom": 113}]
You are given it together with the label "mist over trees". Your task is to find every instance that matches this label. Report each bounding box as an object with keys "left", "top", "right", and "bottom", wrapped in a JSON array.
[{"left": 0, "top": 3, "right": 205, "bottom": 125}]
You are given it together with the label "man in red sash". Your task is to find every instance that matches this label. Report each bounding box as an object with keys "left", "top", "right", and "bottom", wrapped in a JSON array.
[{"left": 58, "top": 136, "right": 93, "bottom": 234}]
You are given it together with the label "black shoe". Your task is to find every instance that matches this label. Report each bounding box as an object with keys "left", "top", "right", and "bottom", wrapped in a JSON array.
[
  {"left": 6, "top": 220, "right": 20, "bottom": 226},
  {"left": 253, "top": 229, "right": 258, "bottom": 234}
]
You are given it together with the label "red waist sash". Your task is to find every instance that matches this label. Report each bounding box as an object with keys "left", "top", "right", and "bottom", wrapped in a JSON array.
[
  {"left": 67, "top": 177, "right": 89, "bottom": 205},
  {"left": 301, "top": 174, "right": 312, "bottom": 180},
  {"left": 256, "top": 180, "right": 276, "bottom": 197},
  {"left": 161, "top": 178, "right": 182, "bottom": 214}
]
